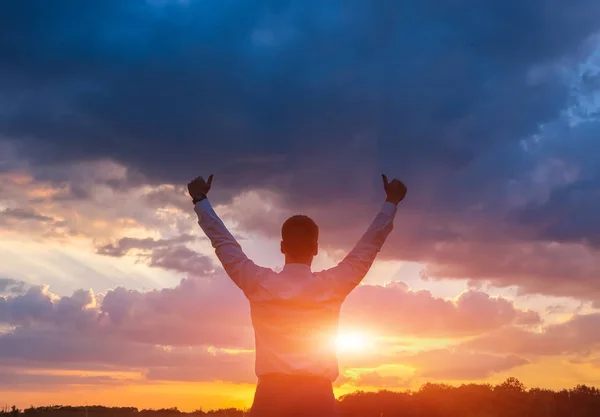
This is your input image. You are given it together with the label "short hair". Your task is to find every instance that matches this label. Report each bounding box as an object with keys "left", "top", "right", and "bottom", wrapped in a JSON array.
[{"left": 281, "top": 215, "right": 319, "bottom": 258}]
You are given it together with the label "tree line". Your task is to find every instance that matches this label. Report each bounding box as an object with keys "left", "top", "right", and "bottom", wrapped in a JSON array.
[{"left": 3, "top": 378, "right": 600, "bottom": 417}]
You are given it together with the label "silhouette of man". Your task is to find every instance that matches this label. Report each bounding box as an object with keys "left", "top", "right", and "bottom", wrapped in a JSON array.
[{"left": 188, "top": 174, "right": 407, "bottom": 417}]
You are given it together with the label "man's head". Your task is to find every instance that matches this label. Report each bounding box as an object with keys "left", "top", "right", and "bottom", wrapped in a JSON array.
[{"left": 280, "top": 215, "right": 319, "bottom": 265}]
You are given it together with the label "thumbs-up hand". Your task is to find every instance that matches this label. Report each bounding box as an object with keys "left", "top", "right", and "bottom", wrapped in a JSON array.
[
  {"left": 187, "top": 174, "right": 214, "bottom": 200},
  {"left": 382, "top": 174, "right": 407, "bottom": 205}
]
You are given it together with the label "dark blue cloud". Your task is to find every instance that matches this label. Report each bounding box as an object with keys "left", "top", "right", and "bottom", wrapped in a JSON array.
[
  {"left": 2, "top": 1, "right": 598, "bottom": 191},
  {"left": 506, "top": 119, "right": 600, "bottom": 246},
  {"left": 512, "top": 178, "right": 600, "bottom": 246}
]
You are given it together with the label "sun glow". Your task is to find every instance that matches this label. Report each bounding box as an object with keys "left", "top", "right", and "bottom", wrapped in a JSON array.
[{"left": 336, "top": 332, "right": 369, "bottom": 352}]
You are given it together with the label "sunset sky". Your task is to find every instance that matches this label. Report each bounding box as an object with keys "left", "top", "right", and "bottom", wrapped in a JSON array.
[{"left": 2, "top": 0, "right": 600, "bottom": 412}]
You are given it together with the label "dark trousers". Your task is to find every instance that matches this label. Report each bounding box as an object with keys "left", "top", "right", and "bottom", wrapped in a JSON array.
[{"left": 249, "top": 373, "right": 340, "bottom": 417}]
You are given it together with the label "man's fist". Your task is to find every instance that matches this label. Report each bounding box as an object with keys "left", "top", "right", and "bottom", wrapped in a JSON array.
[
  {"left": 187, "top": 175, "right": 213, "bottom": 200},
  {"left": 382, "top": 174, "right": 407, "bottom": 205}
]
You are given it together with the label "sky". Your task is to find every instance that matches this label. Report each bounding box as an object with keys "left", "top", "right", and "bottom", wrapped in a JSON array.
[{"left": 2, "top": 0, "right": 600, "bottom": 412}]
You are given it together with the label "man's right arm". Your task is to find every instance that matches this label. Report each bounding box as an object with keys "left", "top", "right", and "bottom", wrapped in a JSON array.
[
  {"left": 188, "top": 174, "right": 270, "bottom": 297},
  {"left": 195, "top": 198, "right": 270, "bottom": 296}
]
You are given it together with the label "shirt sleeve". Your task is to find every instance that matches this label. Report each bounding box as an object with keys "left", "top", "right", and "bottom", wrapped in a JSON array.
[
  {"left": 319, "top": 201, "right": 397, "bottom": 297},
  {"left": 194, "top": 198, "right": 270, "bottom": 296}
]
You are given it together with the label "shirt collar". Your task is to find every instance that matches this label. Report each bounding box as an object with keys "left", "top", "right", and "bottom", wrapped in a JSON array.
[{"left": 282, "top": 263, "right": 312, "bottom": 273}]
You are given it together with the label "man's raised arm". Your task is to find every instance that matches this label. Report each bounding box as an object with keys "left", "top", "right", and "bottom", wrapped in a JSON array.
[
  {"left": 320, "top": 175, "right": 407, "bottom": 296},
  {"left": 188, "top": 175, "right": 269, "bottom": 296}
]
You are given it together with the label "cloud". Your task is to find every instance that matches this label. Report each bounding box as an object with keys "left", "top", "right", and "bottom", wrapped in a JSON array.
[
  {"left": 0, "top": 328, "right": 256, "bottom": 384},
  {"left": 399, "top": 349, "right": 529, "bottom": 380},
  {"left": 0, "top": 278, "right": 27, "bottom": 294},
  {"left": 511, "top": 178, "right": 600, "bottom": 247},
  {"left": 0, "top": 205, "right": 70, "bottom": 237},
  {"left": 342, "top": 283, "right": 541, "bottom": 338},
  {"left": 144, "top": 349, "right": 256, "bottom": 384},
  {"left": 0, "top": 277, "right": 544, "bottom": 385},
  {"left": 0, "top": 207, "right": 54, "bottom": 222},
  {"left": 340, "top": 371, "right": 413, "bottom": 389},
  {"left": 99, "top": 278, "right": 253, "bottom": 348},
  {"left": 463, "top": 313, "right": 600, "bottom": 356},
  {"left": 145, "top": 245, "right": 214, "bottom": 276},
  {"left": 338, "top": 349, "right": 528, "bottom": 386},
  {"left": 96, "top": 234, "right": 214, "bottom": 277},
  {"left": 420, "top": 241, "right": 600, "bottom": 301},
  {"left": 1, "top": 274, "right": 599, "bottom": 387},
  {"left": 0, "top": 371, "right": 134, "bottom": 390},
  {"left": 0, "top": 277, "right": 252, "bottom": 346},
  {"left": 0, "top": 156, "right": 203, "bottom": 244},
  {"left": 96, "top": 235, "right": 195, "bottom": 257},
  {"left": 0, "top": 286, "right": 59, "bottom": 326},
  {"left": 0, "top": 278, "right": 545, "bottom": 373},
  {"left": 2, "top": 1, "right": 598, "bottom": 189},
  {"left": 0, "top": 276, "right": 258, "bottom": 384},
  {"left": 143, "top": 185, "right": 193, "bottom": 212}
]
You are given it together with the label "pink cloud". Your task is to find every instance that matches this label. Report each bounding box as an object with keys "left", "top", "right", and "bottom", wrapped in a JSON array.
[
  {"left": 145, "top": 349, "right": 255, "bottom": 384},
  {"left": 99, "top": 279, "right": 253, "bottom": 348},
  {"left": 0, "top": 371, "right": 135, "bottom": 391},
  {"left": 399, "top": 349, "right": 529, "bottom": 380},
  {"left": 0, "top": 277, "right": 253, "bottom": 349},
  {"left": 0, "top": 329, "right": 256, "bottom": 385},
  {"left": 463, "top": 313, "right": 600, "bottom": 356},
  {"left": 421, "top": 241, "right": 600, "bottom": 301},
  {"left": 0, "top": 278, "right": 258, "bottom": 385},
  {"left": 338, "top": 350, "right": 527, "bottom": 386},
  {"left": 0, "top": 279, "right": 544, "bottom": 368},
  {"left": 339, "top": 371, "right": 413, "bottom": 388},
  {"left": 343, "top": 283, "right": 541, "bottom": 337},
  {"left": 0, "top": 275, "right": 546, "bottom": 386}
]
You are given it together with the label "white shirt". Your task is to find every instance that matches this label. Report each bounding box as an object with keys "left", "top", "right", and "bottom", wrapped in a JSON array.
[{"left": 195, "top": 199, "right": 397, "bottom": 382}]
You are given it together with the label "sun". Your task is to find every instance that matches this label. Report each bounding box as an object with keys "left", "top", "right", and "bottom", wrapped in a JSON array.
[{"left": 335, "top": 332, "right": 368, "bottom": 352}]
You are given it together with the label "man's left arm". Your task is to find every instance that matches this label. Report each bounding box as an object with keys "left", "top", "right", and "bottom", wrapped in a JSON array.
[{"left": 319, "top": 175, "right": 406, "bottom": 297}]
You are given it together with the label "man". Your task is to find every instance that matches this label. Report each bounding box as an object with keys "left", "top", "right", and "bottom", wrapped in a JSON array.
[{"left": 187, "top": 174, "right": 407, "bottom": 417}]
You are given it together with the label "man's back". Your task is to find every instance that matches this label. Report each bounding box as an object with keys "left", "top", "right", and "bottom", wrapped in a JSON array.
[{"left": 249, "top": 264, "right": 346, "bottom": 381}]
